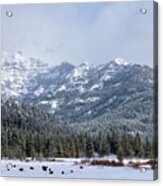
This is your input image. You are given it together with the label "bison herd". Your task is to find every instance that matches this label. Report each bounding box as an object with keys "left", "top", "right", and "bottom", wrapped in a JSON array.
[{"left": 7, "top": 163, "right": 84, "bottom": 175}]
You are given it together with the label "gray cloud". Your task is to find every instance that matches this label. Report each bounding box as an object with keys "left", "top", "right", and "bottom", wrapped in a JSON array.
[{"left": 2, "top": 2, "right": 154, "bottom": 66}]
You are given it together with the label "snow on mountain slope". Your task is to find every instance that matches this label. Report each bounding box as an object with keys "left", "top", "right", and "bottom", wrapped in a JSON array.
[
  {"left": 114, "top": 58, "right": 129, "bottom": 66},
  {"left": 1, "top": 52, "right": 48, "bottom": 100},
  {"left": 1, "top": 52, "right": 153, "bottom": 125},
  {"left": 1, "top": 53, "right": 130, "bottom": 101}
]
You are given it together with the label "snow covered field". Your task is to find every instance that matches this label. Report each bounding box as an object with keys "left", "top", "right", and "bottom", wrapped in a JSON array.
[{"left": 0, "top": 159, "right": 154, "bottom": 180}]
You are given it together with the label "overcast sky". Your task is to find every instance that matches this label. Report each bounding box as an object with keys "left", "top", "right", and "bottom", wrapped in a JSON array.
[{"left": 2, "top": 1, "right": 154, "bottom": 66}]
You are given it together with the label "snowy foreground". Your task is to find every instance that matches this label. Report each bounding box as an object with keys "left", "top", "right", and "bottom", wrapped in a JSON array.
[{"left": 1, "top": 158, "right": 154, "bottom": 180}]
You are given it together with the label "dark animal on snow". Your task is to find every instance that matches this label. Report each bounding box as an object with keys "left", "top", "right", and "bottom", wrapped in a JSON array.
[
  {"left": 49, "top": 170, "right": 54, "bottom": 174},
  {"left": 42, "top": 166, "right": 48, "bottom": 171},
  {"left": 19, "top": 168, "right": 24, "bottom": 171}
]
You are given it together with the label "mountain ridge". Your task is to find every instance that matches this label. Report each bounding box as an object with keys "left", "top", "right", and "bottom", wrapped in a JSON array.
[{"left": 1, "top": 52, "right": 154, "bottom": 136}]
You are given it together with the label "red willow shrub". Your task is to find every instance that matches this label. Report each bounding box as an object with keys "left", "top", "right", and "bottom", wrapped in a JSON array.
[{"left": 91, "top": 160, "right": 124, "bottom": 167}]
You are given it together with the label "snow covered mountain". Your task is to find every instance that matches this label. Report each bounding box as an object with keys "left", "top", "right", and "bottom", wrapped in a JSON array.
[
  {"left": 1, "top": 52, "right": 154, "bottom": 130},
  {"left": 1, "top": 52, "right": 48, "bottom": 101}
]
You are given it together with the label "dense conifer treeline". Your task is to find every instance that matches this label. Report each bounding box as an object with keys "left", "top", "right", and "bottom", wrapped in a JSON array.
[{"left": 1, "top": 101, "right": 153, "bottom": 160}]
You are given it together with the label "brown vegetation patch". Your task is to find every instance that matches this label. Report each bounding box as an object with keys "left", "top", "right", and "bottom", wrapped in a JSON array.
[
  {"left": 91, "top": 160, "right": 124, "bottom": 167},
  {"left": 128, "top": 160, "right": 157, "bottom": 169}
]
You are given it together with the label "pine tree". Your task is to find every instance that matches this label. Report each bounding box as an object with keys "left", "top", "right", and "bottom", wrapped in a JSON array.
[
  {"left": 127, "top": 144, "right": 135, "bottom": 158},
  {"left": 121, "top": 133, "right": 130, "bottom": 157},
  {"left": 85, "top": 136, "right": 94, "bottom": 158},
  {"left": 138, "top": 144, "right": 144, "bottom": 158},
  {"left": 26, "top": 132, "right": 35, "bottom": 158},
  {"left": 133, "top": 132, "right": 141, "bottom": 157},
  {"left": 56, "top": 140, "right": 63, "bottom": 157},
  {"left": 35, "top": 134, "right": 42, "bottom": 156},
  {"left": 145, "top": 137, "right": 153, "bottom": 158},
  {"left": 74, "top": 138, "right": 80, "bottom": 158},
  {"left": 68, "top": 139, "right": 76, "bottom": 157},
  {"left": 99, "top": 138, "right": 110, "bottom": 157},
  {"left": 117, "top": 145, "right": 124, "bottom": 162},
  {"left": 110, "top": 130, "right": 120, "bottom": 154}
]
